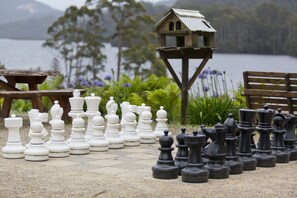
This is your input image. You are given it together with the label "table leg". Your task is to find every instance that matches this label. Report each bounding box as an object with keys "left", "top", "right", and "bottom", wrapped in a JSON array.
[
  {"left": 1, "top": 97, "right": 12, "bottom": 118},
  {"left": 28, "top": 81, "right": 43, "bottom": 112}
]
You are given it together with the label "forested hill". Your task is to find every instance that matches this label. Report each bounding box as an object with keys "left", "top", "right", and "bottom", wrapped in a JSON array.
[{"left": 169, "top": 0, "right": 297, "bottom": 56}]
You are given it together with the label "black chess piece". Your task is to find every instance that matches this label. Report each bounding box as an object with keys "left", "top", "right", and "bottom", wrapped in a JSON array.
[
  {"left": 272, "top": 109, "right": 290, "bottom": 163},
  {"left": 152, "top": 130, "right": 179, "bottom": 179},
  {"left": 204, "top": 123, "right": 230, "bottom": 179},
  {"left": 284, "top": 114, "right": 297, "bottom": 160},
  {"left": 253, "top": 105, "right": 276, "bottom": 167},
  {"left": 175, "top": 128, "right": 189, "bottom": 174},
  {"left": 237, "top": 109, "right": 257, "bottom": 171},
  {"left": 201, "top": 125, "right": 216, "bottom": 165},
  {"left": 223, "top": 113, "right": 243, "bottom": 174},
  {"left": 181, "top": 131, "right": 209, "bottom": 183}
]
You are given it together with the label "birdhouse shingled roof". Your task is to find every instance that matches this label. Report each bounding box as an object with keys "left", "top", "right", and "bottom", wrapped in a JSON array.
[{"left": 152, "top": 8, "right": 216, "bottom": 33}]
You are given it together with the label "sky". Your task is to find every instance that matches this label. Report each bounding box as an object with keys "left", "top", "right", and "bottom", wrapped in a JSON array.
[{"left": 36, "top": 0, "right": 161, "bottom": 11}]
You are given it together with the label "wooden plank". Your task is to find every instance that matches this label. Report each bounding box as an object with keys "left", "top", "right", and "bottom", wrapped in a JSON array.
[
  {"left": 161, "top": 58, "right": 182, "bottom": 89},
  {"left": 290, "top": 79, "right": 297, "bottom": 85},
  {"left": 0, "top": 79, "right": 20, "bottom": 91},
  {"left": 243, "top": 71, "right": 252, "bottom": 109},
  {"left": 245, "top": 71, "right": 289, "bottom": 78},
  {"left": 250, "top": 97, "right": 288, "bottom": 104},
  {"left": 250, "top": 103, "right": 289, "bottom": 111},
  {"left": 248, "top": 84, "right": 286, "bottom": 91},
  {"left": 247, "top": 77, "right": 285, "bottom": 84},
  {"left": 244, "top": 89, "right": 287, "bottom": 97}
]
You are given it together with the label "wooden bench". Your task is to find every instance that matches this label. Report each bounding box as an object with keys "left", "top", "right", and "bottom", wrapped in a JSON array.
[
  {"left": 0, "top": 89, "right": 86, "bottom": 120},
  {"left": 243, "top": 71, "right": 297, "bottom": 114}
]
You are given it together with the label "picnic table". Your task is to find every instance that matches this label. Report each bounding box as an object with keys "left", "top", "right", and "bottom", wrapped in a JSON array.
[{"left": 0, "top": 69, "right": 85, "bottom": 120}]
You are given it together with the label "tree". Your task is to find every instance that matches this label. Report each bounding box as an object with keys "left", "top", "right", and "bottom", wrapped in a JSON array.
[
  {"left": 43, "top": 5, "right": 106, "bottom": 85},
  {"left": 95, "top": 0, "right": 155, "bottom": 81}
]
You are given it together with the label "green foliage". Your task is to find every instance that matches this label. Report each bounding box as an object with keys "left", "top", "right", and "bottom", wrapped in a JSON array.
[{"left": 188, "top": 96, "right": 238, "bottom": 126}]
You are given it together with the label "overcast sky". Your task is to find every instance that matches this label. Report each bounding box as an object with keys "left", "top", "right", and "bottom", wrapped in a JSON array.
[{"left": 35, "top": 0, "right": 161, "bottom": 11}]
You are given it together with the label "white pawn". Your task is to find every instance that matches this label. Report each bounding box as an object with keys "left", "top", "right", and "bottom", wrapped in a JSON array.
[
  {"left": 121, "top": 109, "right": 140, "bottom": 147},
  {"left": 136, "top": 103, "right": 151, "bottom": 133},
  {"left": 67, "top": 115, "right": 90, "bottom": 155},
  {"left": 25, "top": 121, "right": 49, "bottom": 161},
  {"left": 47, "top": 119, "right": 70, "bottom": 158},
  {"left": 28, "top": 109, "right": 48, "bottom": 140},
  {"left": 105, "top": 111, "right": 124, "bottom": 149},
  {"left": 138, "top": 109, "right": 156, "bottom": 144},
  {"left": 88, "top": 115, "right": 109, "bottom": 151},
  {"left": 154, "top": 106, "right": 171, "bottom": 137},
  {"left": 2, "top": 114, "right": 25, "bottom": 159},
  {"left": 85, "top": 93, "right": 101, "bottom": 140},
  {"left": 68, "top": 89, "right": 85, "bottom": 120}
]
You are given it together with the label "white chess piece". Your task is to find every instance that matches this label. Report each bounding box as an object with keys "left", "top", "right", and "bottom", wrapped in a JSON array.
[
  {"left": 136, "top": 103, "right": 151, "bottom": 133},
  {"left": 121, "top": 109, "right": 140, "bottom": 146},
  {"left": 138, "top": 109, "right": 156, "bottom": 144},
  {"left": 25, "top": 121, "right": 49, "bottom": 161},
  {"left": 67, "top": 115, "right": 90, "bottom": 155},
  {"left": 88, "top": 115, "right": 109, "bottom": 151},
  {"left": 50, "top": 100, "right": 63, "bottom": 122},
  {"left": 68, "top": 89, "right": 85, "bottom": 120},
  {"left": 120, "top": 101, "right": 130, "bottom": 132},
  {"left": 2, "top": 114, "right": 25, "bottom": 159},
  {"left": 47, "top": 119, "right": 70, "bottom": 158},
  {"left": 154, "top": 106, "right": 171, "bottom": 137},
  {"left": 85, "top": 93, "right": 101, "bottom": 140},
  {"left": 28, "top": 109, "right": 48, "bottom": 140},
  {"left": 105, "top": 111, "right": 124, "bottom": 149},
  {"left": 105, "top": 96, "right": 118, "bottom": 119}
]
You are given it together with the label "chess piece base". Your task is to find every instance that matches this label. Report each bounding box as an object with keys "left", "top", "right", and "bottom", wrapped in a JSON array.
[
  {"left": 254, "top": 152, "right": 276, "bottom": 167},
  {"left": 175, "top": 160, "right": 187, "bottom": 175},
  {"left": 289, "top": 150, "right": 297, "bottom": 161},
  {"left": 2, "top": 143, "right": 25, "bottom": 159},
  {"left": 140, "top": 138, "right": 156, "bottom": 144},
  {"left": 49, "top": 152, "right": 70, "bottom": 158},
  {"left": 205, "top": 164, "right": 230, "bottom": 179},
  {"left": 25, "top": 155, "right": 48, "bottom": 161},
  {"left": 152, "top": 165, "right": 179, "bottom": 179},
  {"left": 69, "top": 149, "right": 90, "bottom": 155},
  {"left": 181, "top": 167, "right": 209, "bottom": 183},
  {"left": 124, "top": 141, "right": 140, "bottom": 147},
  {"left": 238, "top": 154, "right": 257, "bottom": 171},
  {"left": 90, "top": 146, "right": 109, "bottom": 152},
  {"left": 225, "top": 160, "right": 244, "bottom": 174},
  {"left": 272, "top": 150, "right": 290, "bottom": 163},
  {"left": 2, "top": 152, "right": 25, "bottom": 159}
]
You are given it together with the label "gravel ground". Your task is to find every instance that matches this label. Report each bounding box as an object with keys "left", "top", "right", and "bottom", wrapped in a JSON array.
[{"left": 0, "top": 118, "right": 297, "bottom": 198}]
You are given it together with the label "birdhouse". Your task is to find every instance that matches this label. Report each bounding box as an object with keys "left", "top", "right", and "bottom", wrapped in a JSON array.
[{"left": 152, "top": 8, "right": 216, "bottom": 49}]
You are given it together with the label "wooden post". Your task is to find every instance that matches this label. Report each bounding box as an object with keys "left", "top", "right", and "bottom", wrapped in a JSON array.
[{"left": 181, "top": 57, "right": 189, "bottom": 124}]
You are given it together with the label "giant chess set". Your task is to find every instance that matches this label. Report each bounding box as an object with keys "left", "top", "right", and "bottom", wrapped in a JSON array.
[
  {"left": 1, "top": 89, "right": 169, "bottom": 161},
  {"left": 2, "top": 90, "right": 297, "bottom": 184}
]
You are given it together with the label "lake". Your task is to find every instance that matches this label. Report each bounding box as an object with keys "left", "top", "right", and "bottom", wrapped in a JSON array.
[{"left": 0, "top": 39, "right": 297, "bottom": 93}]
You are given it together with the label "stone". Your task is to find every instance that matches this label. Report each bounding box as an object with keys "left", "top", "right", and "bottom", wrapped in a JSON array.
[
  {"left": 181, "top": 131, "right": 209, "bottom": 183},
  {"left": 121, "top": 109, "right": 141, "bottom": 146},
  {"left": 204, "top": 123, "right": 230, "bottom": 179},
  {"left": 284, "top": 114, "right": 297, "bottom": 160},
  {"left": 223, "top": 113, "right": 243, "bottom": 174},
  {"left": 85, "top": 93, "right": 101, "bottom": 140},
  {"left": 237, "top": 109, "right": 257, "bottom": 171},
  {"left": 88, "top": 115, "right": 109, "bottom": 152},
  {"left": 154, "top": 106, "right": 171, "bottom": 137},
  {"left": 47, "top": 119, "right": 70, "bottom": 158},
  {"left": 25, "top": 121, "right": 49, "bottom": 161},
  {"left": 174, "top": 128, "right": 189, "bottom": 175},
  {"left": 105, "top": 111, "right": 125, "bottom": 149},
  {"left": 272, "top": 109, "right": 290, "bottom": 163},
  {"left": 253, "top": 105, "right": 276, "bottom": 167},
  {"left": 67, "top": 115, "right": 90, "bottom": 155},
  {"left": 68, "top": 89, "right": 85, "bottom": 120},
  {"left": 2, "top": 114, "right": 25, "bottom": 159},
  {"left": 152, "top": 131, "right": 179, "bottom": 179},
  {"left": 138, "top": 109, "right": 156, "bottom": 144}
]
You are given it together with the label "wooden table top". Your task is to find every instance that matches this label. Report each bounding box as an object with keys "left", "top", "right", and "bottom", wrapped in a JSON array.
[{"left": 0, "top": 69, "right": 61, "bottom": 77}]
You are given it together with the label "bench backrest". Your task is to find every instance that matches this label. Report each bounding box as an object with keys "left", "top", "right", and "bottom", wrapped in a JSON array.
[{"left": 243, "top": 71, "right": 297, "bottom": 114}]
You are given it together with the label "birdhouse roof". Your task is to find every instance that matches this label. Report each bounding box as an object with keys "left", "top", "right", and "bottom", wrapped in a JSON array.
[{"left": 152, "top": 8, "right": 216, "bottom": 33}]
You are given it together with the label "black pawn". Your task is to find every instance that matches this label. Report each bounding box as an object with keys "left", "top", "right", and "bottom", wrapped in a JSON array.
[
  {"left": 181, "top": 131, "right": 209, "bottom": 183},
  {"left": 204, "top": 123, "right": 230, "bottom": 179},
  {"left": 272, "top": 109, "right": 290, "bottom": 163},
  {"left": 284, "top": 115, "right": 297, "bottom": 160},
  {"left": 237, "top": 109, "right": 257, "bottom": 171},
  {"left": 152, "top": 130, "right": 179, "bottom": 179},
  {"left": 223, "top": 113, "right": 243, "bottom": 174},
  {"left": 175, "top": 128, "right": 189, "bottom": 175},
  {"left": 253, "top": 105, "right": 276, "bottom": 167}
]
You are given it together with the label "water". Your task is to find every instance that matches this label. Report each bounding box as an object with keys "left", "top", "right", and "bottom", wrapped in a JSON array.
[{"left": 0, "top": 39, "right": 297, "bottom": 91}]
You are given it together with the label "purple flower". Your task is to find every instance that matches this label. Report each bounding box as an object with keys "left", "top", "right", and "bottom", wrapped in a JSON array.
[
  {"left": 211, "top": 70, "right": 217, "bottom": 75},
  {"left": 104, "top": 75, "right": 112, "bottom": 81},
  {"left": 92, "top": 80, "right": 105, "bottom": 87},
  {"left": 217, "top": 71, "right": 222, "bottom": 76},
  {"left": 202, "top": 85, "right": 210, "bottom": 92},
  {"left": 198, "top": 73, "right": 207, "bottom": 79},
  {"left": 122, "top": 82, "right": 132, "bottom": 88},
  {"left": 202, "top": 68, "right": 211, "bottom": 75},
  {"left": 78, "top": 77, "right": 89, "bottom": 86}
]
